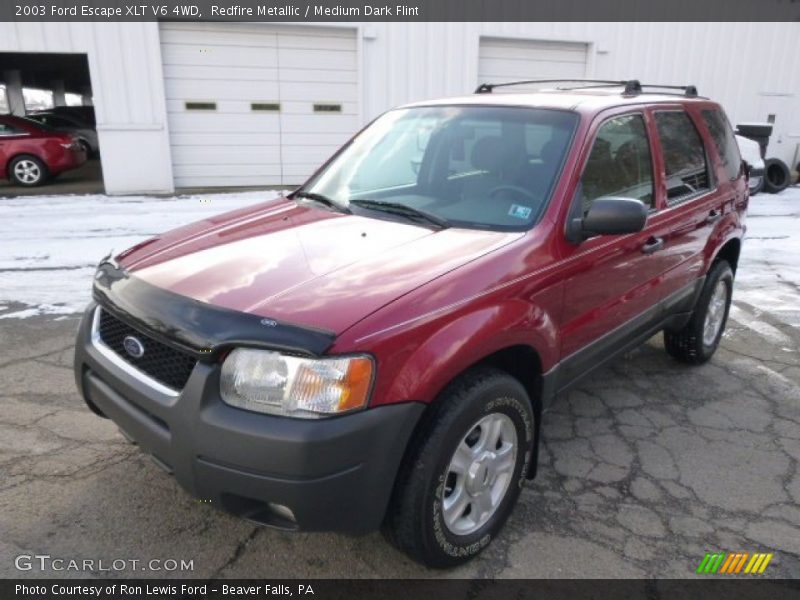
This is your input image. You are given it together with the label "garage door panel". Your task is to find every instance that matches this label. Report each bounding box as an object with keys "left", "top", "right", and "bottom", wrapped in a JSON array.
[
  {"left": 281, "top": 146, "right": 340, "bottom": 163},
  {"left": 281, "top": 132, "right": 354, "bottom": 146},
  {"left": 278, "top": 49, "right": 357, "bottom": 71},
  {"left": 278, "top": 33, "right": 357, "bottom": 52},
  {"left": 480, "top": 58, "right": 586, "bottom": 80},
  {"left": 171, "top": 133, "right": 282, "bottom": 147},
  {"left": 279, "top": 101, "right": 358, "bottom": 116},
  {"left": 171, "top": 147, "right": 281, "bottom": 165},
  {"left": 278, "top": 83, "right": 358, "bottom": 103},
  {"left": 160, "top": 26, "right": 278, "bottom": 48},
  {"left": 167, "top": 113, "right": 281, "bottom": 133},
  {"left": 162, "top": 65, "right": 279, "bottom": 83},
  {"left": 173, "top": 174, "right": 282, "bottom": 187},
  {"left": 478, "top": 38, "right": 588, "bottom": 90},
  {"left": 276, "top": 68, "right": 358, "bottom": 84},
  {"left": 166, "top": 100, "right": 285, "bottom": 114},
  {"left": 479, "top": 40, "right": 587, "bottom": 61},
  {"left": 174, "top": 164, "right": 282, "bottom": 178},
  {"left": 161, "top": 45, "right": 278, "bottom": 69},
  {"left": 162, "top": 23, "right": 359, "bottom": 187},
  {"left": 281, "top": 114, "right": 360, "bottom": 134},
  {"left": 165, "top": 80, "right": 280, "bottom": 101}
]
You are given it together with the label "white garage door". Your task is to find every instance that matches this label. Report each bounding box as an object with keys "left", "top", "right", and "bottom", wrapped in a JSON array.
[
  {"left": 478, "top": 38, "right": 588, "bottom": 93},
  {"left": 160, "top": 23, "right": 359, "bottom": 187}
]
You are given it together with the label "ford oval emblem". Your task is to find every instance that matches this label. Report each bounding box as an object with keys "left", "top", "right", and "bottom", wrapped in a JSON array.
[{"left": 122, "top": 335, "right": 145, "bottom": 358}]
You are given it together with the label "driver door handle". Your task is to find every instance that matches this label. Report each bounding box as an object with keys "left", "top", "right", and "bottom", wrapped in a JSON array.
[{"left": 641, "top": 236, "right": 665, "bottom": 255}]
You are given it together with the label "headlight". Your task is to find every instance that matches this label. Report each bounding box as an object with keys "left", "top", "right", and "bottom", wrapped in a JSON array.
[{"left": 220, "top": 348, "right": 374, "bottom": 418}]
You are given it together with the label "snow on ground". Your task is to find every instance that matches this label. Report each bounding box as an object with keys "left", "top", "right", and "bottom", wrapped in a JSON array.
[
  {"left": 0, "top": 191, "right": 282, "bottom": 319},
  {"left": 735, "top": 185, "right": 800, "bottom": 329},
  {"left": 0, "top": 186, "right": 799, "bottom": 327}
]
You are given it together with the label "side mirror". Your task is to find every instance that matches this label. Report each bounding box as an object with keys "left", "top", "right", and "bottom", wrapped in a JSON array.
[{"left": 567, "top": 197, "right": 648, "bottom": 242}]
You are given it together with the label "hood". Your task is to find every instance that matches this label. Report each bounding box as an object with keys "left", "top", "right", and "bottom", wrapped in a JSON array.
[{"left": 117, "top": 198, "right": 521, "bottom": 334}]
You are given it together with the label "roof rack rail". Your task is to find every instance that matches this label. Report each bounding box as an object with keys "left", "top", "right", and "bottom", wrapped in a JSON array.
[{"left": 474, "top": 79, "right": 699, "bottom": 97}]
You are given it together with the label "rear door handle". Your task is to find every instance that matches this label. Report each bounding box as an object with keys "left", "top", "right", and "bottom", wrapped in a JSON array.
[
  {"left": 706, "top": 209, "right": 722, "bottom": 224},
  {"left": 641, "top": 236, "right": 665, "bottom": 254}
]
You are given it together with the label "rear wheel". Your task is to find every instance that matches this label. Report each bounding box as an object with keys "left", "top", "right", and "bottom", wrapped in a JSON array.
[
  {"left": 383, "top": 367, "right": 534, "bottom": 567},
  {"left": 9, "top": 155, "right": 48, "bottom": 186},
  {"left": 664, "top": 260, "right": 733, "bottom": 364}
]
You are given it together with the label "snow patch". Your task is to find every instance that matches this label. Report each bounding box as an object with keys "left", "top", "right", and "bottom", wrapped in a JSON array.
[{"left": 0, "top": 190, "right": 282, "bottom": 318}]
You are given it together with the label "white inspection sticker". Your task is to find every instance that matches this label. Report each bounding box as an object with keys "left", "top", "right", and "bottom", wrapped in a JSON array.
[{"left": 508, "top": 204, "right": 533, "bottom": 219}]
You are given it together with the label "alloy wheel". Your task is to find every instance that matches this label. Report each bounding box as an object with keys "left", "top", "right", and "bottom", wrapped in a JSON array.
[{"left": 442, "top": 412, "right": 518, "bottom": 535}]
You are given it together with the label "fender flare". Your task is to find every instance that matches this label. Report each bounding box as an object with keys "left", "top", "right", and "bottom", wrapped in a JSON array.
[{"left": 382, "top": 299, "right": 556, "bottom": 407}]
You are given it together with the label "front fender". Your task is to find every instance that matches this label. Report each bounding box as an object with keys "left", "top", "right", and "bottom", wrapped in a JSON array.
[{"left": 380, "top": 299, "right": 557, "bottom": 406}]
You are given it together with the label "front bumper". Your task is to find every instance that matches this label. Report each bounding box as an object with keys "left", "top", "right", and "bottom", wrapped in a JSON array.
[{"left": 74, "top": 302, "right": 424, "bottom": 534}]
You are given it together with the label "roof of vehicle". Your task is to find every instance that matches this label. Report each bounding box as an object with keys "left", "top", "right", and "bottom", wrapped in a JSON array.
[
  {"left": 0, "top": 114, "right": 64, "bottom": 134},
  {"left": 402, "top": 87, "right": 716, "bottom": 114}
]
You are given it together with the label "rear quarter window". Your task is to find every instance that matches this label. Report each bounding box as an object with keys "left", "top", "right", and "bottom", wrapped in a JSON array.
[
  {"left": 654, "top": 111, "right": 712, "bottom": 204},
  {"left": 701, "top": 109, "right": 742, "bottom": 181}
]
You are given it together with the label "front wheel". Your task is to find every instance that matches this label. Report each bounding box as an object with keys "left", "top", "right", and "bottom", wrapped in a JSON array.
[
  {"left": 383, "top": 367, "right": 534, "bottom": 567},
  {"left": 664, "top": 260, "right": 733, "bottom": 364}
]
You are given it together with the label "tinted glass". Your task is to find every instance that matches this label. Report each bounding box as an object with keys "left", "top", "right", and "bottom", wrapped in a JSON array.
[
  {"left": 304, "top": 106, "right": 578, "bottom": 230},
  {"left": 19, "top": 116, "right": 56, "bottom": 131},
  {"left": 0, "top": 122, "right": 23, "bottom": 135},
  {"left": 579, "top": 113, "right": 654, "bottom": 215},
  {"left": 655, "top": 111, "right": 711, "bottom": 202},
  {"left": 701, "top": 109, "right": 741, "bottom": 181}
]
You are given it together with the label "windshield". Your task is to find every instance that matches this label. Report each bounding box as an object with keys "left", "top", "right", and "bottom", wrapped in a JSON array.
[{"left": 301, "top": 105, "right": 578, "bottom": 230}]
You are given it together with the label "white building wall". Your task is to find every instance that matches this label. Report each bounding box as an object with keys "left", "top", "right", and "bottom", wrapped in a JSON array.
[
  {"left": 0, "top": 22, "right": 174, "bottom": 194},
  {"left": 358, "top": 22, "right": 800, "bottom": 166},
  {"left": 2, "top": 21, "right": 799, "bottom": 194}
]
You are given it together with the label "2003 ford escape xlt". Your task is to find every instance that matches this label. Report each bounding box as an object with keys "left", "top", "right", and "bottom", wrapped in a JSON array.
[{"left": 74, "top": 79, "right": 748, "bottom": 567}]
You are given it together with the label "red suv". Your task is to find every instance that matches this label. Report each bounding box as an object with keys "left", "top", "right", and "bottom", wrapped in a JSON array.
[
  {"left": 0, "top": 115, "right": 87, "bottom": 187},
  {"left": 74, "top": 80, "right": 746, "bottom": 567}
]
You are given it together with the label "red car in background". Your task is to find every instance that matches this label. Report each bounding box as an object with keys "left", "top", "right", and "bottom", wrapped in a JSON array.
[{"left": 0, "top": 114, "right": 87, "bottom": 187}]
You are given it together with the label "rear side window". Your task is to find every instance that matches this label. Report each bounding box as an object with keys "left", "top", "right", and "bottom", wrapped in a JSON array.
[
  {"left": 701, "top": 109, "right": 742, "bottom": 181},
  {"left": 579, "top": 113, "right": 654, "bottom": 215},
  {"left": 654, "top": 111, "right": 711, "bottom": 203},
  {"left": 0, "top": 123, "right": 22, "bottom": 136}
]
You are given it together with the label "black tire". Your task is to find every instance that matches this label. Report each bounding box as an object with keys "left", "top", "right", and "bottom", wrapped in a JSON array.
[
  {"left": 383, "top": 367, "right": 534, "bottom": 568},
  {"left": 664, "top": 260, "right": 733, "bottom": 364},
  {"left": 764, "top": 158, "right": 790, "bottom": 194},
  {"left": 8, "top": 155, "right": 48, "bottom": 187}
]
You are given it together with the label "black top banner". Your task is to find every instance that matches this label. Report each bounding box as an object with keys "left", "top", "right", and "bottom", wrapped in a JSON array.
[{"left": 4, "top": 0, "right": 800, "bottom": 22}]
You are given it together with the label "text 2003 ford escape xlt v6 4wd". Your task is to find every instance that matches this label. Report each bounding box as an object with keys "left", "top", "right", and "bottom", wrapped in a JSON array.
[{"left": 74, "top": 79, "right": 747, "bottom": 567}]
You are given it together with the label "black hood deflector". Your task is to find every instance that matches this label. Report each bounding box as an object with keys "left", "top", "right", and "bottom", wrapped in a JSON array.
[{"left": 92, "top": 261, "right": 336, "bottom": 360}]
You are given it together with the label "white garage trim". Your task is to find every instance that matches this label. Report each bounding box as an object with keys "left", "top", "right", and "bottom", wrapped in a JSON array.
[{"left": 160, "top": 22, "right": 359, "bottom": 188}]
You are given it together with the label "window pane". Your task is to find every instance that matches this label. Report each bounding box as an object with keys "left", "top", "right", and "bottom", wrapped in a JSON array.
[
  {"left": 701, "top": 109, "right": 741, "bottom": 181},
  {"left": 65, "top": 93, "right": 84, "bottom": 106},
  {"left": 655, "top": 111, "right": 710, "bottom": 202},
  {"left": 22, "top": 88, "right": 54, "bottom": 112},
  {"left": 580, "top": 114, "right": 654, "bottom": 215}
]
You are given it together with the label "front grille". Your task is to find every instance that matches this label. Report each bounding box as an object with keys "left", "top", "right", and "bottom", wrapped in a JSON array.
[{"left": 97, "top": 309, "right": 197, "bottom": 391}]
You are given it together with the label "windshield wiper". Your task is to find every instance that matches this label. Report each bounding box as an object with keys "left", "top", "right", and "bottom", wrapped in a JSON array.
[
  {"left": 349, "top": 199, "right": 450, "bottom": 230},
  {"left": 293, "top": 191, "right": 351, "bottom": 214}
]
